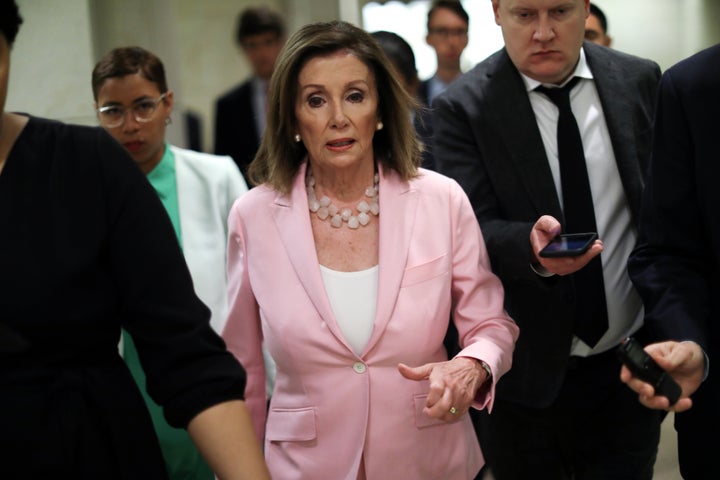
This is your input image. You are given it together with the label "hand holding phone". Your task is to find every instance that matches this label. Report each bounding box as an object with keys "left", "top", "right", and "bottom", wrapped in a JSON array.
[
  {"left": 617, "top": 337, "right": 681, "bottom": 406},
  {"left": 539, "top": 232, "right": 597, "bottom": 258}
]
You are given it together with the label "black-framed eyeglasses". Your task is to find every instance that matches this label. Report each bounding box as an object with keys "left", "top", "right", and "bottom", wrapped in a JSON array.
[
  {"left": 428, "top": 27, "right": 468, "bottom": 39},
  {"left": 96, "top": 93, "right": 167, "bottom": 129}
]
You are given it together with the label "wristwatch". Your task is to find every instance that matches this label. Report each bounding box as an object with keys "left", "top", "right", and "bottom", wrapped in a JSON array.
[{"left": 479, "top": 360, "right": 492, "bottom": 382}]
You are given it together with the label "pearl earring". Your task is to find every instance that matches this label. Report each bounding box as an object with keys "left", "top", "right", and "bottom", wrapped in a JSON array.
[
  {"left": 294, "top": 134, "right": 301, "bottom": 143},
  {"left": 165, "top": 117, "right": 172, "bottom": 126},
  {"left": 376, "top": 121, "right": 383, "bottom": 131}
]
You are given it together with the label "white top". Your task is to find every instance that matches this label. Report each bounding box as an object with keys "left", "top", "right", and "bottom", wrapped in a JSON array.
[
  {"left": 521, "top": 48, "right": 643, "bottom": 356},
  {"left": 320, "top": 265, "right": 378, "bottom": 355}
]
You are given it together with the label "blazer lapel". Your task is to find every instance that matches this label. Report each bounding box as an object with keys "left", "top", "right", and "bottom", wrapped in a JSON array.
[
  {"left": 175, "top": 153, "right": 201, "bottom": 259},
  {"left": 271, "top": 163, "right": 353, "bottom": 351},
  {"left": 486, "top": 51, "right": 563, "bottom": 219},
  {"left": 362, "top": 165, "right": 418, "bottom": 355},
  {"left": 273, "top": 163, "right": 419, "bottom": 357}
]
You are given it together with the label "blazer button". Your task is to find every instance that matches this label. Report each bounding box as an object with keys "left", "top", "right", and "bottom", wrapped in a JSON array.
[{"left": 353, "top": 362, "right": 367, "bottom": 374}]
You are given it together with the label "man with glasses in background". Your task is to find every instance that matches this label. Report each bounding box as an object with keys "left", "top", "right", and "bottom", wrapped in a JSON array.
[
  {"left": 420, "top": 0, "right": 469, "bottom": 107},
  {"left": 416, "top": 0, "right": 469, "bottom": 171}
]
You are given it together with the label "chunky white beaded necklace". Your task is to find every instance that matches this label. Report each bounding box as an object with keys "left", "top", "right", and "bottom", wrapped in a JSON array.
[{"left": 306, "top": 167, "right": 379, "bottom": 229}]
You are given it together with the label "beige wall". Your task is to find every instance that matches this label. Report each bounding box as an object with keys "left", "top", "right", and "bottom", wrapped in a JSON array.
[
  {"left": 361, "top": 0, "right": 720, "bottom": 73},
  {"left": 593, "top": 0, "right": 720, "bottom": 70},
  {"left": 8, "top": 0, "right": 96, "bottom": 125},
  {"left": 7, "top": 0, "right": 720, "bottom": 152},
  {"left": 88, "top": 0, "right": 343, "bottom": 151},
  {"left": 8, "top": 0, "right": 343, "bottom": 150}
]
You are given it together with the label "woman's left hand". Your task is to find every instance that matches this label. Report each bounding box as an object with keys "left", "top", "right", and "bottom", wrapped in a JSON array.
[{"left": 398, "top": 357, "right": 489, "bottom": 423}]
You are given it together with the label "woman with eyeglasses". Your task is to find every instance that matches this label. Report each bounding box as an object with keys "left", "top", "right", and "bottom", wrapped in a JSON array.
[
  {"left": 90, "top": 46, "right": 249, "bottom": 479},
  {"left": 0, "top": 2, "right": 268, "bottom": 478}
]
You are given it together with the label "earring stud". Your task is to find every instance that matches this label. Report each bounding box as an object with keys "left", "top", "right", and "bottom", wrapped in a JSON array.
[
  {"left": 294, "top": 134, "right": 301, "bottom": 143},
  {"left": 376, "top": 121, "right": 383, "bottom": 131}
]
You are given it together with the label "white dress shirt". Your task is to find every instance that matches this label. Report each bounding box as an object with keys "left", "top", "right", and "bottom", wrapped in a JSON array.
[{"left": 521, "top": 48, "right": 643, "bottom": 356}]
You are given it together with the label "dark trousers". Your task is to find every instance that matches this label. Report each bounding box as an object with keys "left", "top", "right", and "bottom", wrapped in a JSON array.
[
  {"left": 477, "top": 348, "right": 663, "bottom": 480},
  {"left": 675, "top": 380, "right": 720, "bottom": 480}
]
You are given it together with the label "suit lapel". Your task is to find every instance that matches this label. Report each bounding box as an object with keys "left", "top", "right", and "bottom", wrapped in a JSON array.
[
  {"left": 585, "top": 45, "right": 645, "bottom": 219},
  {"left": 486, "top": 51, "right": 563, "bottom": 218},
  {"left": 362, "top": 165, "right": 417, "bottom": 355}
]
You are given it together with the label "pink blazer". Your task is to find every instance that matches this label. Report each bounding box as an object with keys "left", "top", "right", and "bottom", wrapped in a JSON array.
[{"left": 223, "top": 163, "right": 518, "bottom": 480}]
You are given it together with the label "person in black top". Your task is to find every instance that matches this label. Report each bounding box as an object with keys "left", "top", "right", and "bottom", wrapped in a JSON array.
[{"left": 0, "top": 2, "right": 268, "bottom": 479}]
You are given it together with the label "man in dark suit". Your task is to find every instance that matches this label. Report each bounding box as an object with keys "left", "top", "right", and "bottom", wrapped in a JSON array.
[
  {"left": 214, "top": 6, "right": 285, "bottom": 182},
  {"left": 624, "top": 44, "right": 720, "bottom": 480},
  {"left": 434, "top": 0, "right": 662, "bottom": 478}
]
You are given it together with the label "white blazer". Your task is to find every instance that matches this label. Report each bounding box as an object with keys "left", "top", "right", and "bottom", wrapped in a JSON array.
[{"left": 171, "top": 145, "right": 247, "bottom": 333}]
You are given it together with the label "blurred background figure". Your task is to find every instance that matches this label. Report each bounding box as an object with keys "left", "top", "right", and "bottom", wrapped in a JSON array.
[
  {"left": 370, "top": 31, "right": 420, "bottom": 102},
  {"left": 214, "top": 6, "right": 286, "bottom": 183},
  {"left": 416, "top": 0, "right": 469, "bottom": 171},
  {"left": 92, "top": 46, "right": 247, "bottom": 479},
  {"left": 370, "top": 30, "right": 438, "bottom": 169},
  {"left": 419, "top": 0, "right": 469, "bottom": 107},
  {"left": 585, "top": 3, "right": 613, "bottom": 47}
]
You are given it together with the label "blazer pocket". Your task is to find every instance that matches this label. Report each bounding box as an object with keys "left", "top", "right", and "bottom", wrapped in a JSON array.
[
  {"left": 265, "top": 407, "right": 317, "bottom": 442},
  {"left": 413, "top": 394, "right": 446, "bottom": 429},
  {"left": 401, "top": 254, "right": 449, "bottom": 288}
]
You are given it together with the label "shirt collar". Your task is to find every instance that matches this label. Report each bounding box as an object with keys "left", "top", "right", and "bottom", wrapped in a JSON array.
[
  {"left": 520, "top": 47, "right": 594, "bottom": 92},
  {"left": 252, "top": 76, "right": 269, "bottom": 94}
]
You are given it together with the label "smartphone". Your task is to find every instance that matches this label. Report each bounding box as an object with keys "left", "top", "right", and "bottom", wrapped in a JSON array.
[
  {"left": 617, "top": 337, "right": 681, "bottom": 406},
  {"left": 539, "top": 232, "right": 598, "bottom": 258}
]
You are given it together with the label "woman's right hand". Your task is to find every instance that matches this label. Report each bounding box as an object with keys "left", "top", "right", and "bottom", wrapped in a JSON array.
[{"left": 398, "top": 357, "right": 489, "bottom": 423}]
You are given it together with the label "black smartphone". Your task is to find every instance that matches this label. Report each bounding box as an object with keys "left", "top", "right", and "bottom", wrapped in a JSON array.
[
  {"left": 539, "top": 232, "right": 598, "bottom": 258},
  {"left": 617, "top": 337, "right": 681, "bottom": 406}
]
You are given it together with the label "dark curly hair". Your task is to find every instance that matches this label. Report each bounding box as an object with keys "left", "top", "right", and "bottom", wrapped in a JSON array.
[
  {"left": 0, "top": 0, "right": 23, "bottom": 46},
  {"left": 91, "top": 46, "right": 168, "bottom": 101}
]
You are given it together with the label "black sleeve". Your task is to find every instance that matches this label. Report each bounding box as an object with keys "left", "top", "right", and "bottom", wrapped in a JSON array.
[
  {"left": 95, "top": 128, "right": 247, "bottom": 427},
  {"left": 628, "top": 69, "right": 710, "bottom": 351}
]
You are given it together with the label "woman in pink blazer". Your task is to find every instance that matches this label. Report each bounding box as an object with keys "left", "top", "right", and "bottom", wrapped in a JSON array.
[{"left": 223, "top": 21, "right": 519, "bottom": 480}]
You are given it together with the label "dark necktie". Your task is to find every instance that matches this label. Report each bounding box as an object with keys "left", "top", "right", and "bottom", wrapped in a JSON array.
[{"left": 536, "top": 77, "right": 608, "bottom": 347}]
